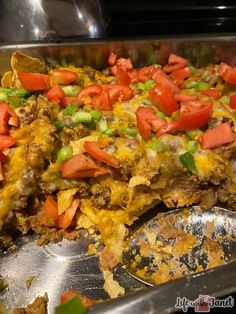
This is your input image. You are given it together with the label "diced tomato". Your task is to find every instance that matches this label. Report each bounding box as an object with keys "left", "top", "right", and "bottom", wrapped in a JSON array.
[
  {"left": 178, "top": 101, "right": 213, "bottom": 130},
  {"left": 0, "top": 103, "right": 10, "bottom": 134},
  {"left": 156, "top": 120, "right": 179, "bottom": 138},
  {"left": 50, "top": 70, "right": 78, "bottom": 85},
  {"left": 61, "top": 290, "right": 79, "bottom": 304},
  {"left": 41, "top": 196, "right": 58, "bottom": 226},
  {"left": 5, "top": 104, "right": 19, "bottom": 127},
  {"left": 152, "top": 68, "right": 180, "bottom": 94},
  {"left": 138, "top": 66, "right": 159, "bottom": 82},
  {"left": 208, "top": 64, "right": 215, "bottom": 73},
  {"left": 171, "top": 67, "right": 192, "bottom": 83},
  {"left": 115, "top": 67, "right": 131, "bottom": 85},
  {"left": 0, "top": 163, "right": 4, "bottom": 181},
  {"left": 61, "top": 290, "right": 94, "bottom": 307},
  {"left": 200, "top": 89, "right": 221, "bottom": 99},
  {"left": 156, "top": 101, "right": 213, "bottom": 137},
  {"left": 163, "top": 53, "right": 188, "bottom": 73},
  {"left": 0, "top": 152, "right": 8, "bottom": 163},
  {"left": 127, "top": 69, "right": 139, "bottom": 83},
  {"left": 83, "top": 141, "right": 119, "bottom": 168},
  {"left": 230, "top": 93, "right": 236, "bottom": 109},
  {"left": 78, "top": 85, "right": 103, "bottom": 105},
  {"left": 92, "top": 90, "right": 112, "bottom": 111},
  {"left": 168, "top": 53, "right": 188, "bottom": 66},
  {"left": 149, "top": 83, "right": 178, "bottom": 116},
  {"left": 175, "top": 94, "right": 198, "bottom": 102},
  {"left": 64, "top": 96, "right": 80, "bottom": 106},
  {"left": 111, "top": 58, "right": 133, "bottom": 75},
  {"left": 222, "top": 68, "right": 236, "bottom": 85},
  {"left": 102, "top": 84, "right": 134, "bottom": 103},
  {"left": 0, "top": 135, "right": 16, "bottom": 150},
  {"left": 58, "top": 199, "right": 80, "bottom": 229},
  {"left": 136, "top": 107, "right": 165, "bottom": 140},
  {"left": 108, "top": 52, "right": 117, "bottom": 66},
  {"left": 60, "top": 154, "right": 105, "bottom": 179},
  {"left": 200, "top": 122, "right": 234, "bottom": 149},
  {"left": 47, "top": 85, "right": 65, "bottom": 105},
  {"left": 218, "top": 62, "right": 231, "bottom": 76},
  {"left": 18, "top": 72, "right": 50, "bottom": 91}
]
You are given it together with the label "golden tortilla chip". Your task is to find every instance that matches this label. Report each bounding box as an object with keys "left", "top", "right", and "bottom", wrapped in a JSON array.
[
  {"left": 1, "top": 71, "right": 14, "bottom": 88},
  {"left": 11, "top": 52, "right": 45, "bottom": 73}
]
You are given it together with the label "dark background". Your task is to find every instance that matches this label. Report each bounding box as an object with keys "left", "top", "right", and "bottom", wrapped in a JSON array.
[{"left": 104, "top": 0, "right": 236, "bottom": 37}]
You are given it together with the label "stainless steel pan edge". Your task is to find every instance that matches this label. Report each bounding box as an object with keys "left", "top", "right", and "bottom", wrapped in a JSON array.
[{"left": 1, "top": 34, "right": 236, "bottom": 75}]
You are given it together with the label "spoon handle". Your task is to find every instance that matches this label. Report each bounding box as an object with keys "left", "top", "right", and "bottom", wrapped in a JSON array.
[{"left": 89, "top": 261, "right": 236, "bottom": 314}]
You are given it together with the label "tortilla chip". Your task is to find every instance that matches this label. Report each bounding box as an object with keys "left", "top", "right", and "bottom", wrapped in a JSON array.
[
  {"left": 1, "top": 71, "right": 14, "bottom": 88},
  {"left": 11, "top": 52, "right": 45, "bottom": 73}
]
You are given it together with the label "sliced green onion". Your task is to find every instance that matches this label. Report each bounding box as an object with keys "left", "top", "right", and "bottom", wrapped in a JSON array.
[
  {"left": 61, "top": 57, "right": 67, "bottom": 67},
  {"left": 156, "top": 111, "right": 166, "bottom": 119},
  {"left": 54, "top": 120, "right": 65, "bottom": 131},
  {"left": 8, "top": 96, "right": 24, "bottom": 108},
  {"left": 46, "top": 57, "right": 57, "bottom": 67},
  {"left": 137, "top": 82, "right": 146, "bottom": 90},
  {"left": 122, "top": 128, "right": 137, "bottom": 137},
  {"left": 90, "top": 109, "right": 103, "bottom": 121},
  {"left": 188, "top": 140, "right": 198, "bottom": 154},
  {"left": 0, "top": 88, "right": 28, "bottom": 97},
  {"left": 98, "top": 118, "right": 108, "bottom": 132},
  {"left": 145, "top": 79, "right": 155, "bottom": 91},
  {"left": 103, "top": 128, "right": 115, "bottom": 136},
  {"left": 0, "top": 93, "right": 8, "bottom": 101},
  {"left": 62, "top": 104, "right": 78, "bottom": 116},
  {"left": 148, "top": 140, "right": 165, "bottom": 153},
  {"left": 189, "top": 66, "right": 197, "bottom": 74},
  {"left": 55, "top": 296, "right": 86, "bottom": 314},
  {"left": 62, "top": 86, "right": 78, "bottom": 96},
  {"left": 179, "top": 152, "right": 198, "bottom": 174},
  {"left": 185, "top": 81, "right": 198, "bottom": 89},
  {"left": 57, "top": 146, "right": 73, "bottom": 163},
  {"left": 83, "top": 119, "right": 97, "bottom": 130},
  {"left": 219, "top": 95, "right": 230, "bottom": 105},
  {"left": 186, "top": 129, "right": 203, "bottom": 140},
  {"left": 195, "top": 82, "right": 209, "bottom": 92},
  {"left": 72, "top": 111, "right": 92, "bottom": 124}
]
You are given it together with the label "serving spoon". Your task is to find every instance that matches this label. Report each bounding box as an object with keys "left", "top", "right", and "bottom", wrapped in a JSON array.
[{"left": 123, "top": 206, "right": 236, "bottom": 286}]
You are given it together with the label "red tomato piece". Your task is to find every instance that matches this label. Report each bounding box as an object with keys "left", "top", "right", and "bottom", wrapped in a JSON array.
[
  {"left": 138, "top": 66, "right": 159, "bottom": 82},
  {"left": 174, "top": 93, "right": 198, "bottom": 102},
  {"left": 149, "top": 83, "right": 178, "bottom": 116},
  {"left": 5, "top": 104, "right": 19, "bottom": 127},
  {"left": 208, "top": 64, "right": 215, "bottom": 73},
  {"left": 152, "top": 68, "right": 180, "bottom": 94},
  {"left": 78, "top": 85, "right": 103, "bottom": 105},
  {"left": 92, "top": 90, "right": 112, "bottom": 111},
  {"left": 163, "top": 53, "right": 188, "bottom": 73},
  {"left": 171, "top": 67, "right": 192, "bottom": 83},
  {"left": 200, "top": 89, "right": 221, "bottom": 99},
  {"left": 58, "top": 199, "right": 80, "bottom": 229},
  {"left": 60, "top": 154, "right": 105, "bottom": 179},
  {"left": 60, "top": 290, "right": 94, "bottom": 307},
  {"left": 136, "top": 107, "right": 165, "bottom": 140},
  {"left": 223, "top": 68, "right": 236, "bottom": 85},
  {"left": 115, "top": 67, "right": 131, "bottom": 85},
  {"left": 178, "top": 101, "right": 213, "bottom": 130},
  {"left": 0, "top": 135, "right": 16, "bottom": 150},
  {"left": 218, "top": 62, "right": 231, "bottom": 76},
  {"left": 41, "top": 196, "right": 58, "bottom": 226},
  {"left": 64, "top": 96, "right": 80, "bottom": 106},
  {"left": 0, "top": 152, "right": 8, "bottom": 163},
  {"left": 0, "top": 103, "right": 10, "bottom": 135},
  {"left": 200, "top": 122, "right": 234, "bottom": 149},
  {"left": 47, "top": 85, "right": 65, "bottom": 105},
  {"left": 18, "top": 72, "right": 50, "bottom": 91},
  {"left": 108, "top": 52, "right": 117, "bottom": 66},
  {"left": 50, "top": 70, "right": 78, "bottom": 85},
  {"left": 127, "top": 69, "right": 139, "bottom": 83},
  {"left": 156, "top": 120, "right": 180, "bottom": 138},
  {"left": 230, "top": 93, "right": 236, "bottom": 109},
  {"left": 101, "top": 84, "right": 134, "bottom": 104},
  {"left": 0, "top": 163, "right": 4, "bottom": 181},
  {"left": 83, "top": 141, "right": 119, "bottom": 168}
]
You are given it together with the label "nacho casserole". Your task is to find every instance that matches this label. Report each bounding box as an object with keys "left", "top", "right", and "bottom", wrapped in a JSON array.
[{"left": 0, "top": 51, "right": 236, "bottom": 265}]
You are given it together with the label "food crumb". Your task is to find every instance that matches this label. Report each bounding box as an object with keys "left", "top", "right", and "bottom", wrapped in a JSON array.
[{"left": 103, "top": 270, "right": 125, "bottom": 298}]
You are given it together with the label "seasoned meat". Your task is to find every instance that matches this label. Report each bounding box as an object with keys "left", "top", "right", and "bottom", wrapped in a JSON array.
[
  {"left": 14, "top": 295, "right": 48, "bottom": 314},
  {"left": 60, "top": 125, "right": 90, "bottom": 146},
  {"left": 91, "top": 184, "right": 111, "bottom": 208}
]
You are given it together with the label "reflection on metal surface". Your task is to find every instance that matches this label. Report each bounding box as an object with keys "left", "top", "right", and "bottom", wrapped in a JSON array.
[
  {"left": 0, "top": 0, "right": 107, "bottom": 43},
  {"left": 0, "top": 232, "right": 143, "bottom": 313},
  {"left": 123, "top": 207, "right": 236, "bottom": 286}
]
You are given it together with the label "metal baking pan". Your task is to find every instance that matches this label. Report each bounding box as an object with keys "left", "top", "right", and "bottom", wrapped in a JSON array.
[{"left": 1, "top": 35, "right": 236, "bottom": 313}]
